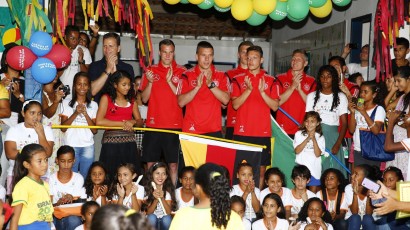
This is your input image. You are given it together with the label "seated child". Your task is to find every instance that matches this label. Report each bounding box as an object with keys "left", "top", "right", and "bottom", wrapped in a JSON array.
[
  {"left": 113, "top": 163, "right": 144, "bottom": 211},
  {"left": 175, "top": 166, "right": 195, "bottom": 210},
  {"left": 74, "top": 201, "right": 100, "bottom": 230},
  {"left": 230, "top": 195, "right": 251, "bottom": 230},
  {"left": 290, "top": 165, "right": 316, "bottom": 219}
]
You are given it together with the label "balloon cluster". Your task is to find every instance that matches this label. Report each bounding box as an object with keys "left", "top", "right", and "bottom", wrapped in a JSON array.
[
  {"left": 164, "top": 0, "right": 351, "bottom": 26},
  {"left": 5, "top": 31, "right": 71, "bottom": 84}
]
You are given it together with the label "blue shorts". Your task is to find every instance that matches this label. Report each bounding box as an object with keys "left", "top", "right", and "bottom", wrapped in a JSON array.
[
  {"left": 19, "top": 221, "right": 51, "bottom": 230},
  {"left": 307, "top": 175, "right": 321, "bottom": 186}
]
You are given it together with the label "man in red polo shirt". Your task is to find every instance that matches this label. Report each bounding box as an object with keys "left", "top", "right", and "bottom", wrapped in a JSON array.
[
  {"left": 177, "top": 41, "right": 230, "bottom": 137},
  {"left": 231, "top": 45, "right": 279, "bottom": 189},
  {"left": 225, "top": 41, "right": 254, "bottom": 140},
  {"left": 276, "top": 49, "right": 316, "bottom": 137},
  {"left": 140, "top": 39, "right": 186, "bottom": 185}
]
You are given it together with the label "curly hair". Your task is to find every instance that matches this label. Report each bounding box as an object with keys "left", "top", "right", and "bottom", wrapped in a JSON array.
[
  {"left": 143, "top": 162, "right": 176, "bottom": 211},
  {"left": 264, "top": 167, "right": 286, "bottom": 188},
  {"left": 320, "top": 168, "right": 346, "bottom": 193},
  {"left": 84, "top": 161, "right": 113, "bottom": 200},
  {"left": 69, "top": 72, "right": 92, "bottom": 108},
  {"left": 297, "top": 197, "right": 332, "bottom": 224},
  {"left": 196, "top": 163, "right": 231, "bottom": 229},
  {"left": 313, "top": 65, "right": 341, "bottom": 112},
  {"left": 383, "top": 166, "right": 404, "bottom": 181},
  {"left": 104, "top": 70, "right": 135, "bottom": 103}
]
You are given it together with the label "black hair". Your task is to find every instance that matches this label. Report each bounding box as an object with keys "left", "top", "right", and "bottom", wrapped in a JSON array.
[
  {"left": 291, "top": 164, "right": 311, "bottom": 180},
  {"left": 105, "top": 70, "right": 135, "bottom": 103},
  {"left": 348, "top": 72, "right": 363, "bottom": 84},
  {"left": 103, "top": 32, "right": 121, "bottom": 46},
  {"left": 355, "top": 164, "right": 382, "bottom": 194},
  {"left": 81, "top": 201, "right": 100, "bottom": 216},
  {"left": 236, "top": 162, "right": 253, "bottom": 174},
  {"left": 258, "top": 193, "right": 285, "bottom": 219},
  {"left": 112, "top": 163, "right": 138, "bottom": 197},
  {"left": 396, "top": 37, "right": 410, "bottom": 49},
  {"left": 297, "top": 197, "right": 332, "bottom": 224},
  {"left": 300, "top": 111, "right": 323, "bottom": 136},
  {"left": 361, "top": 81, "right": 385, "bottom": 106},
  {"left": 13, "top": 144, "right": 46, "bottom": 188},
  {"left": 79, "top": 32, "right": 90, "bottom": 47},
  {"left": 22, "top": 100, "right": 42, "bottom": 113},
  {"left": 247, "top": 45, "right": 263, "bottom": 57},
  {"left": 91, "top": 204, "right": 154, "bottom": 230},
  {"left": 230, "top": 195, "right": 246, "bottom": 210},
  {"left": 178, "top": 166, "right": 196, "bottom": 179},
  {"left": 238, "top": 41, "right": 254, "bottom": 52},
  {"left": 396, "top": 66, "right": 410, "bottom": 112},
  {"left": 196, "top": 41, "right": 214, "bottom": 54},
  {"left": 195, "top": 163, "right": 231, "bottom": 229},
  {"left": 328, "top": 56, "right": 347, "bottom": 67},
  {"left": 144, "top": 162, "right": 176, "bottom": 211},
  {"left": 134, "top": 75, "right": 142, "bottom": 81},
  {"left": 361, "top": 44, "right": 370, "bottom": 51},
  {"left": 56, "top": 145, "right": 75, "bottom": 159},
  {"left": 0, "top": 42, "right": 19, "bottom": 73},
  {"left": 383, "top": 166, "right": 404, "bottom": 181},
  {"left": 320, "top": 168, "right": 346, "bottom": 193},
  {"left": 84, "top": 161, "right": 113, "bottom": 200},
  {"left": 264, "top": 167, "right": 286, "bottom": 188},
  {"left": 69, "top": 72, "right": 92, "bottom": 108},
  {"left": 65, "top": 25, "right": 80, "bottom": 36},
  {"left": 159, "top": 39, "right": 175, "bottom": 49},
  {"left": 313, "top": 65, "right": 341, "bottom": 111}
]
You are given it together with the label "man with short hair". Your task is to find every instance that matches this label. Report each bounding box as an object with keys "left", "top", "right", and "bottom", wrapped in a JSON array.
[
  {"left": 139, "top": 39, "right": 186, "bottom": 185},
  {"left": 177, "top": 41, "right": 229, "bottom": 137},
  {"left": 328, "top": 56, "right": 360, "bottom": 100},
  {"left": 60, "top": 25, "right": 92, "bottom": 96},
  {"left": 89, "top": 32, "right": 134, "bottom": 104},
  {"left": 276, "top": 49, "right": 316, "bottom": 137},
  {"left": 225, "top": 41, "right": 253, "bottom": 140},
  {"left": 342, "top": 44, "right": 376, "bottom": 81},
  {"left": 231, "top": 45, "right": 279, "bottom": 189}
]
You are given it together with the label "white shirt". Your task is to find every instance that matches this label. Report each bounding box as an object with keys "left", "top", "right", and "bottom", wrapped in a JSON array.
[
  {"left": 290, "top": 190, "right": 317, "bottom": 215},
  {"left": 400, "top": 138, "right": 410, "bottom": 181},
  {"left": 5, "top": 123, "right": 54, "bottom": 176},
  {"left": 242, "top": 218, "right": 251, "bottom": 230},
  {"left": 259, "top": 187, "right": 292, "bottom": 208},
  {"left": 74, "top": 224, "right": 84, "bottom": 230},
  {"left": 306, "top": 92, "right": 348, "bottom": 126},
  {"left": 60, "top": 45, "right": 92, "bottom": 98},
  {"left": 175, "top": 187, "right": 194, "bottom": 210},
  {"left": 112, "top": 184, "right": 144, "bottom": 209},
  {"left": 344, "top": 184, "right": 367, "bottom": 220},
  {"left": 230, "top": 184, "right": 260, "bottom": 220},
  {"left": 353, "top": 105, "right": 386, "bottom": 151},
  {"left": 145, "top": 191, "right": 171, "bottom": 218},
  {"left": 293, "top": 131, "right": 326, "bottom": 179},
  {"left": 0, "top": 185, "right": 6, "bottom": 202},
  {"left": 61, "top": 99, "right": 98, "bottom": 147},
  {"left": 49, "top": 172, "right": 85, "bottom": 204},
  {"left": 300, "top": 222, "right": 334, "bottom": 230},
  {"left": 316, "top": 190, "right": 348, "bottom": 213},
  {"left": 251, "top": 218, "right": 289, "bottom": 230},
  {"left": 347, "top": 63, "right": 376, "bottom": 81}
]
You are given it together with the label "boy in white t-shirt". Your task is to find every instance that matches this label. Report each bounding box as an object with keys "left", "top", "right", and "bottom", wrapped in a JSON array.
[
  {"left": 50, "top": 145, "right": 85, "bottom": 230},
  {"left": 290, "top": 165, "right": 316, "bottom": 219}
]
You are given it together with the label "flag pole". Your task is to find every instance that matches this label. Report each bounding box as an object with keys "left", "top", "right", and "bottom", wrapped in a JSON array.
[{"left": 278, "top": 107, "right": 351, "bottom": 174}]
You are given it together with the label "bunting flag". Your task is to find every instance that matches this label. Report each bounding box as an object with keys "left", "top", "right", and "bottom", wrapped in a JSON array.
[
  {"left": 271, "top": 117, "right": 296, "bottom": 189},
  {"left": 179, "top": 134, "right": 263, "bottom": 186}
]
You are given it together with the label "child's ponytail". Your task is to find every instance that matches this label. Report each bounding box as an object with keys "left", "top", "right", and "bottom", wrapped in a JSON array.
[
  {"left": 209, "top": 172, "right": 231, "bottom": 229},
  {"left": 13, "top": 144, "right": 45, "bottom": 188}
]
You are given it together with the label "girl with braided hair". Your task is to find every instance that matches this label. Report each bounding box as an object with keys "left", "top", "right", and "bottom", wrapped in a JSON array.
[{"left": 170, "top": 163, "right": 243, "bottom": 230}]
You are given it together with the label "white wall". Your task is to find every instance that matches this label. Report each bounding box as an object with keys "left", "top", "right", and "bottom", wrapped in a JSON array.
[{"left": 94, "top": 36, "right": 271, "bottom": 75}]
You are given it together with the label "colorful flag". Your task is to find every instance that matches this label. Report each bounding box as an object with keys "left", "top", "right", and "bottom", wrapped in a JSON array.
[
  {"left": 271, "top": 117, "right": 296, "bottom": 188},
  {"left": 179, "top": 134, "right": 262, "bottom": 186}
]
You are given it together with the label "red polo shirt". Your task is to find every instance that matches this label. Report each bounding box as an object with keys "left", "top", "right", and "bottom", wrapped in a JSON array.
[{"left": 225, "top": 66, "right": 248, "bottom": 128}]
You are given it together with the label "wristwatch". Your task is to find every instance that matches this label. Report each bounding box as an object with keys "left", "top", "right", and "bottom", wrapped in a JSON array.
[
  {"left": 208, "top": 82, "right": 216, "bottom": 89},
  {"left": 19, "top": 94, "right": 23, "bottom": 99}
]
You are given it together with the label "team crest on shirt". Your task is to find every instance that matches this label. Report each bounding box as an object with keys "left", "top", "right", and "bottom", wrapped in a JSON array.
[
  {"left": 189, "top": 124, "right": 195, "bottom": 131},
  {"left": 303, "top": 83, "right": 310, "bottom": 91},
  {"left": 283, "top": 82, "right": 290, "bottom": 88},
  {"left": 241, "top": 82, "right": 247, "bottom": 89},
  {"left": 153, "top": 74, "right": 160, "bottom": 81},
  {"left": 172, "top": 76, "right": 179, "bottom": 83},
  {"left": 239, "top": 125, "right": 245, "bottom": 133},
  {"left": 191, "top": 80, "right": 198, "bottom": 87},
  {"left": 264, "top": 83, "right": 268, "bottom": 90}
]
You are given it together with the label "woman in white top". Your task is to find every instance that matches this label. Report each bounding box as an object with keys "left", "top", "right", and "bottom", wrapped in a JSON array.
[
  {"left": 252, "top": 193, "right": 289, "bottom": 230},
  {"left": 306, "top": 65, "right": 348, "bottom": 178}
]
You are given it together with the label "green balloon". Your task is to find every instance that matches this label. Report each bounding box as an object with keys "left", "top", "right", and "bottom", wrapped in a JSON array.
[
  {"left": 269, "top": 1, "right": 287, "bottom": 21},
  {"left": 180, "top": 0, "right": 189, "bottom": 4},
  {"left": 198, "top": 0, "right": 214, "bottom": 9},
  {"left": 332, "top": 0, "right": 351, "bottom": 7},
  {"left": 246, "top": 11, "right": 267, "bottom": 26},
  {"left": 287, "top": 13, "right": 305, "bottom": 22},
  {"left": 214, "top": 5, "right": 231, "bottom": 12},
  {"left": 309, "top": 0, "right": 327, "bottom": 7},
  {"left": 287, "top": 0, "right": 309, "bottom": 20}
]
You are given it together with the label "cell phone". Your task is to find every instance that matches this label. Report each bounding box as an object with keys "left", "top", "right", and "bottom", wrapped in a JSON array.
[
  {"left": 89, "top": 16, "right": 95, "bottom": 26},
  {"left": 349, "top": 43, "right": 358, "bottom": 49},
  {"left": 357, "top": 98, "right": 364, "bottom": 107},
  {"left": 351, "top": 97, "right": 358, "bottom": 105},
  {"left": 371, "top": 197, "right": 387, "bottom": 206},
  {"left": 361, "top": 177, "right": 381, "bottom": 193}
]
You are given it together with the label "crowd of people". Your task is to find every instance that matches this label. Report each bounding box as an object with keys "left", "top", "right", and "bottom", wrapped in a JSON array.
[{"left": 0, "top": 24, "right": 409, "bottom": 230}]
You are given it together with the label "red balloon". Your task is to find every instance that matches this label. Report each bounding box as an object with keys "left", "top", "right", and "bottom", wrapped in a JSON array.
[
  {"left": 44, "top": 44, "right": 71, "bottom": 69},
  {"left": 6, "top": 46, "right": 37, "bottom": 70}
]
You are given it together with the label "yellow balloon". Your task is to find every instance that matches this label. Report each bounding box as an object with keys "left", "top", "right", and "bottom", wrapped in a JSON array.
[
  {"left": 188, "top": 0, "right": 204, "bottom": 4},
  {"left": 309, "top": 0, "right": 332, "bottom": 18},
  {"left": 215, "top": 0, "right": 234, "bottom": 8},
  {"left": 254, "top": 0, "right": 277, "bottom": 15},
  {"left": 164, "top": 0, "right": 180, "bottom": 4},
  {"left": 231, "top": 0, "right": 253, "bottom": 21}
]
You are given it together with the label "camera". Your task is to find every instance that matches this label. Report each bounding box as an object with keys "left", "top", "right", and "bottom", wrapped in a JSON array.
[
  {"left": 59, "top": 85, "right": 70, "bottom": 96},
  {"left": 348, "top": 43, "right": 358, "bottom": 49}
]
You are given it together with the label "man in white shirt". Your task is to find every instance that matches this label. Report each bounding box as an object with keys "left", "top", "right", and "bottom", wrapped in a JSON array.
[{"left": 341, "top": 44, "right": 376, "bottom": 81}]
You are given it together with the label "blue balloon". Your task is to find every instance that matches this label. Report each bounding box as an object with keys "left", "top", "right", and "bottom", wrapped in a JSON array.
[
  {"left": 30, "top": 58, "right": 57, "bottom": 84},
  {"left": 29, "top": 31, "right": 53, "bottom": 57}
]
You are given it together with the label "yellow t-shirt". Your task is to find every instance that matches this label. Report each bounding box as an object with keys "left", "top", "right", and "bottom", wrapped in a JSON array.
[
  {"left": 12, "top": 177, "right": 54, "bottom": 225},
  {"left": 0, "top": 84, "right": 9, "bottom": 100},
  {"left": 170, "top": 207, "right": 244, "bottom": 230}
]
